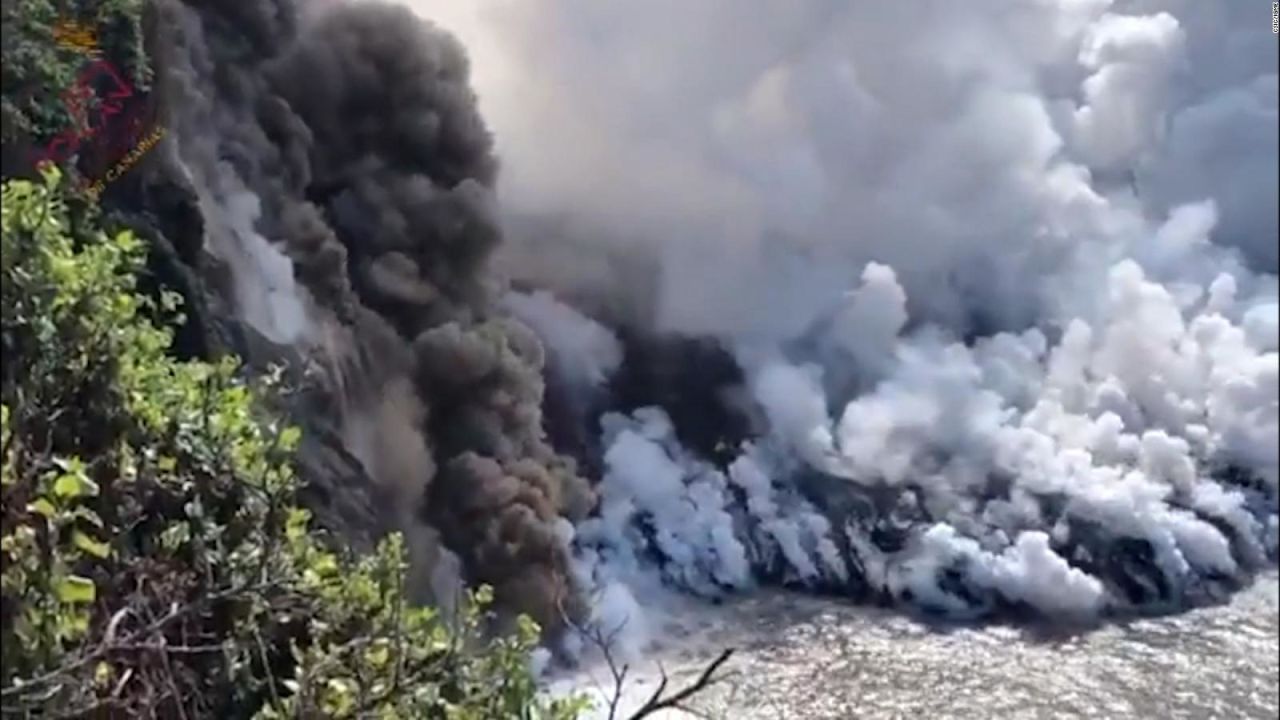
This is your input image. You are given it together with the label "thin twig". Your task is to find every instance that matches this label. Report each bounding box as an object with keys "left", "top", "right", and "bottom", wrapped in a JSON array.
[
  {"left": 156, "top": 636, "right": 190, "bottom": 720},
  {"left": 558, "top": 593, "right": 734, "bottom": 720},
  {"left": 626, "top": 648, "right": 735, "bottom": 720},
  {"left": 110, "top": 642, "right": 224, "bottom": 655},
  {"left": 1, "top": 581, "right": 272, "bottom": 701}
]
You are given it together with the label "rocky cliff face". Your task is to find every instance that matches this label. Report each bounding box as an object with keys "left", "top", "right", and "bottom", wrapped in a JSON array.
[
  {"left": 97, "top": 153, "right": 390, "bottom": 556},
  {"left": 50, "top": 0, "right": 596, "bottom": 633}
]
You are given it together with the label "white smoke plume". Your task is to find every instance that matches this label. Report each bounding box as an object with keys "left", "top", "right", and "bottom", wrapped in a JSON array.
[
  {"left": 400, "top": 0, "right": 1279, "bottom": 646},
  {"left": 504, "top": 290, "right": 622, "bottom": 391},
  {"left": 130, "top": 0, "right": 1278, "bottom": 660},
  {"left": 406, "top": 0, "right": 1272, "bottom": 330}
]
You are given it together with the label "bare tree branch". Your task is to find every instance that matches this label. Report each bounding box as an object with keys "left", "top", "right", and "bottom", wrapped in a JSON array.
[
  {"left": 625, "top": 648, "right": 734, "bottom": 720},
  {"left": 558, "top": 595, "right": 735, "bottom": 720},
  {"left": 1, "top": 580, "right": 274, "bottom": 703}
]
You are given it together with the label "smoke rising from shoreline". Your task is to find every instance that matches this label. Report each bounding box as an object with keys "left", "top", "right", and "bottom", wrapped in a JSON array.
[
  {"left": 399, "top": 0, "right": 1279, "bottom": 648},
  {"left": 407, "top": 1, "right": 1276, "bottom": 333},
  {"left": 141, "top": 0, "right": 1277, "bottom": 654}
]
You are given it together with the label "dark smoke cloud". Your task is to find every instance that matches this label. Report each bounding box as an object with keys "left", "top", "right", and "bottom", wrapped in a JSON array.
[
  {"left": 130, "top": 0, "right": 1277, "bottom": 659},
  {"left": 432, "top": 0, "right": 1278, "bottom": 653},
  {"left": 149, "top": 0, "right": 593, "bottom": 630},
  {"left": 604, "top": 331, "right": 756, "bottom": 468}
]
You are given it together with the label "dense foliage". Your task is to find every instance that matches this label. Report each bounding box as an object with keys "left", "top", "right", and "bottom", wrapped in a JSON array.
[
  {"left": 0, "top": 170, "right": 587, "bottom": 718},
  {"left": 1, "top": 0, "right": 150, "bottom": 151},
  {"left": 0, "top": 3, "right": 589, "bottom": 714}
]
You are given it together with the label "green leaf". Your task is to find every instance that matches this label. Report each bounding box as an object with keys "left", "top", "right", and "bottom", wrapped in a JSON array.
[
  {"left": 159, "top": 522, "right": 190, "bottom": 550},
  {"left": 28, "top": 498, "right": 56, "bottom": 518},
  {"left": 59, "top": 610, "right": 90, "bottom": 639},
  {"left": 72, "top": 506, "right": 104, "bottom": 528},
  {"left": 56, "top": 575, "right": 96, "bottom": 604},
  {"left": 279, "top": 426, "right": 302, "bottom": 451},
  {"left": 72, "top": 530, "right": 110, "bottom": 558},
  {"left": 313, "top": 553, "right": 338, "bottom": 578},
  {"left": 53, "top": 471, "right": 98, "bottom": 498},
  {"left": 53, "top": 473, "right": 82, "bottom": 497},
  {"left": 286, "top": 508, "right": 310, "bottom": 541},
  {"left": 52, "top": 456, "right": 86, "bottom": 476},
  {"left": 366, "top": 642, "right": 391, "bottom": 668},
  {"left": 94, "top": 661, "right": 113, "bottom": 688}
]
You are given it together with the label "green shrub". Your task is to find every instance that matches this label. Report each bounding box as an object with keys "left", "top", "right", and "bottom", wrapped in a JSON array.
[
  {"left": 0, "top": 168, "right": 587, "bottom": 718},
  {"left": 1, "top": 0, "right": 150, "bottom": 149}
]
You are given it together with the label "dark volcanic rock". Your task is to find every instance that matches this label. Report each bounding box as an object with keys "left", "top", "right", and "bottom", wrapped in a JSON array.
[{"left": 98, "top": 159, "right": 390, "bottom": 554}]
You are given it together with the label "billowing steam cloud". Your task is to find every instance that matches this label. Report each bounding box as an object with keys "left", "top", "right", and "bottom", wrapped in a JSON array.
[
  {"left": 141, "top": 0, "right": 1276, "bottom": 657},
  {"left": 408, "top": 0, "right": 1276, "bottom": 330},
  {"left": 399, "top": 0, "right": 1279, "bottom": 647}
]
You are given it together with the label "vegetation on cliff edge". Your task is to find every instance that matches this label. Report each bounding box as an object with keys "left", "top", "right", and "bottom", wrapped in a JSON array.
[{"left": 0, "top": 169, "right": 587, "bottom": 718}]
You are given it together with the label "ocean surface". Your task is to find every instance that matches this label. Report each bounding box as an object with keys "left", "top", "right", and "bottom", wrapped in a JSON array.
[{"left": 555, "top": 573, "right": 1279, "bottom": 719}]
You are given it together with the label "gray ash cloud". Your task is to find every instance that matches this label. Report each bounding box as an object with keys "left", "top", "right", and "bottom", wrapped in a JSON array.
[
  {"left": 147, "top": 0, "right": 592, "bottom": 631},
  {"left": 132, "top": 0, "right": 1278, "bottom": 654}
]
